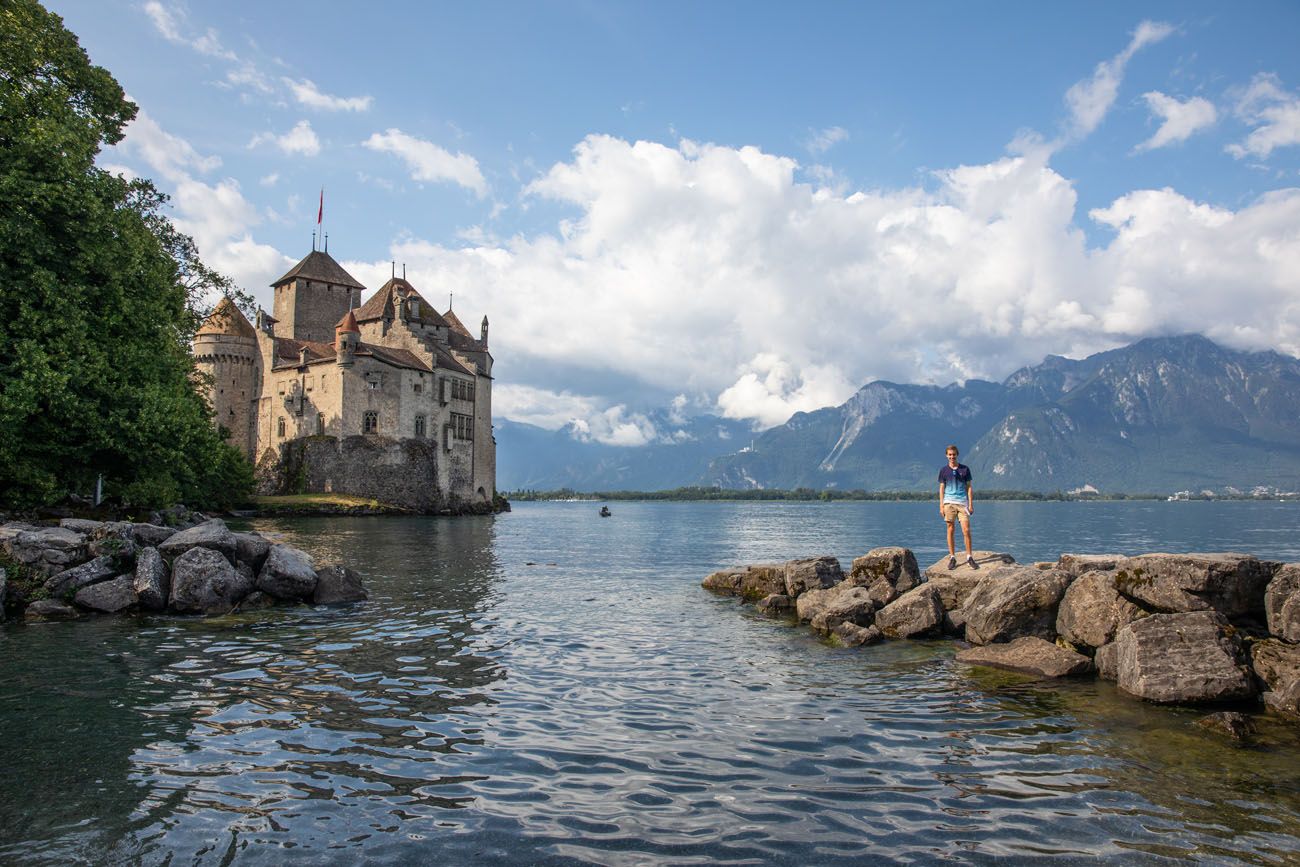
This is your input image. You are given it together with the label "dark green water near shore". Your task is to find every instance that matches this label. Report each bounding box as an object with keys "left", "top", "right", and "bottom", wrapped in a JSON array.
[{"left": 2, "top": 501, "right": 1298, "bottom": 864}]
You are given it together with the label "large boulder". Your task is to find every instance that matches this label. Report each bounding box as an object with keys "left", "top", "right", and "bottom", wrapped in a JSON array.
[
  {"left": 956, "top": 637, "right": 1093, "bottom": 678},
  {"left": 74, "top": 575, "right": 137, "bottom": 613},
  {"left": 313, "top": 565, "right": 367, "bottom": 605},
  {"left": 1264, "top": 564, "right": 1300, "bottom": 642},
  {"left": 923, "top": 552, "right": 1017, "bottom": 612},
  {"left": 1250, "top": 639, "right": 1300, "bottom": 717},
  {"left": 44, "top": 555, "right": 118, "bottom": 597},
  {"left": 1055, "top": 571, "right": 1149, "bottom": 649},
  {"left": 1095, "top": 642, "right": 1119, "bottom": 681},
  {"left": 133, "top": 547, "right": 169, "bottom": 611},
  {"left": 809, "top": 585, "right": 879, "bottom": 635},
  {"left": 701, "top": 563, "right": 786, "bottom": 601},
  {"left": 756, "top": 593, "right": 794, "bottom": 617},
  {"left": 158, "top": 519, "right": 238, "bottom": 563},
  {"left": 784, "top": 556, "right": 843, "bottom": 597},
  {"left": 169, "top": 547, "right": 249, "bottom": 614},
  {"left": 963, "top": 567, "right": 1073, "bottom": 646},
  {"left": 1114, "top": 553, "right": 1273, "bottom": 625},
  {"left": 130, "top": 523, "right": 176, "bottom": 548},
  {"left": 702, "top": 567, "right": 745, "bottom": 595},
  {"left": 234, "top": 532, "right": 272, "bottom": 571},
  {"left": 848, "top": 547, "right": 920, "bottom": 606},
  {"left": 5, "top": 527, "right": 88, "bottom": 576},
  {"left": 875, "top": 584, "right": 944, "bottom": 638},
  {"left": 832, "top": 622, "right": 882, "bottom": 648},
  {"left": 257, "top": 544, "right": 318, "bottom": 600},
  {"left": 1114, "top": 611, "right": 1255, "bottom": 704},
  {"left": 1056, "top": 553, "right": 1124, "bottom": 576},
  {"left": 59, "top": 518, "right": 104, "bottom": 534}
]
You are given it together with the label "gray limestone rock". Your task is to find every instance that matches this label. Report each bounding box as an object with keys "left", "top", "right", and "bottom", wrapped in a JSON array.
[
  {"left": 88, "top": 534, "right": 136, "bottom": 561},
  {"left": 956, "top": 636, "right": 1093, "bottom": 678},
  {"left": 756, "top": 593, "right": 794, "bottom": 617},
  {"left": 169, "top": 547, "right": 247, "bottom": 614},
  {"left": 849, "top": 547, "right": 920, "bottom": 607},
  {"left": 59, "top": 518, "right": 104, "bottom": 534},
  {"left": 1195, "top": 711, "right": 1256, "bottom": 741},
  {"left": 923, "top": 551, "right": 1017, "bottom": 612},
  {"left": 1114, "top": 553, "right": 1273, "bottom": 625},
  {"left": 236, "top": 590, "right": 277, "bottom": 611},
  {"left": 1057, "top": 553, "right": 1125, "bottom": 576},
  {"left": 74, "top": 575, "right": 138, "bottom": 613},
  {"left": 25, "top": 599, "right": 79, "bottom": 620},
  {"left": 1056, "top": 571, "right": 1149, "bottom": 649},
  {"left": 702, "top": 563, "right": 786, "bottom": 601},
  {"left": 783, "top": 556, "right": 843, "bottom": 598},
  {"left": 6, "top": 527, "right": 88, "bottom": 576},
  {"left": 1095, "top": 642, "right": 1119, "bottom": 681},
  {"left": 44, "top": 555, "right": 118, "bottom": 597},
  {"left": 133, "top": 547, "right": 169, "bottom": 611},
  {"left": 809, "top": 585, "right": 879, "bottom": 635},
  {"left": 963, "top": 567, "right": 1074, "bottom": 646},
  {"left": 1264, "top": 564, "right": 1300, "bottom": 642},
  {"left": 234, "top": 532, "right": 272, "bottom": 571},
  {"left": 833, "top": 622, "right": 882, "bottom": 648},
  {"left": 875, "top": 584, "right": 944, "bottom": 638},
  {"left": 1250, "top": 639, "right": 1300, "bottom": 709},
  {"left": 256, "top": 544, "right": 318, "bottom": 600},
  {"left": 702, "top": 567, "right": 745, "bottom": 596},
  {"left": 158, "top": 519, "right": 238, "bottom": 562},
  {"left": 130, "top": 523, "right": 176, "bottom": 548},
  {"left": 1114, "top": 611, "right": 1255, "bottom": 704}
]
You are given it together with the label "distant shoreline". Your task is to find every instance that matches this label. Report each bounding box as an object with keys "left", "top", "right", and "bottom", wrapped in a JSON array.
[{"left": 506, "top": 487, "right": 1300, "bottom": 503}]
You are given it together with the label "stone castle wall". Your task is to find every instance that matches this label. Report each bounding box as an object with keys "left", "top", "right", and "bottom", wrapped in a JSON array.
[{"left": 273, "top": 278, "right": 361, "bottom": 344}]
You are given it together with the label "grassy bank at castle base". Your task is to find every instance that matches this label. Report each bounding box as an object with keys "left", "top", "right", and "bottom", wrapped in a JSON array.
[
  {"left": 249, "top": 494, "right": 412, "bottom": 516},
  {"left": 504, "top": 486, "right": 1173, "bottom": 503}
]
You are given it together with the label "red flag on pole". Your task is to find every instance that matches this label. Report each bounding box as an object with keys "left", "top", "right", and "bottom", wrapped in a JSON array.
[{"left": 317, "top": 188, "right": 324, "bottom": 225}]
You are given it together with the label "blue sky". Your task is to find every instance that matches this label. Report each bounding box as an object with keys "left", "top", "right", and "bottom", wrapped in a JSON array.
[{"left": 50, "top": 1, "right": 1300, "bottom": 443}]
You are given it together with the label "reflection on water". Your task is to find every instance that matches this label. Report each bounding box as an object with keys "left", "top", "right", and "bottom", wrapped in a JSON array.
[{"left": 0, "top": 502, "right": 1298, "bottom": 864}]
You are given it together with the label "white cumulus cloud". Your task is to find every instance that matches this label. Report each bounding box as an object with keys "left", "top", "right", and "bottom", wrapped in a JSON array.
[
  {"left": 249, "top": 120, "right": 321, "bottom": 157},
  {"left": 284, "top": 78, "right": 373, "bottom": 112},
  {"left": 1227, "top": 73, "right": 1300, "bottom": 159},
  {"left": 363, "top": 129, "right": 487, "bottom": 196},
  {"left": 1064, "top": 19, "right": 1174, "bottom": 140},
  {"left": 1135, "top": 92, "right": 1216, "bottom": 151}
]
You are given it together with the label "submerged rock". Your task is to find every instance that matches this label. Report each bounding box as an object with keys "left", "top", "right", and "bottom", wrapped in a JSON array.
[
  {"left": 1196, "top": 711, "right": 1256, "bottom": 741},
  {"left": 313, "top": 565, "right": 367, "bottom": 605},
  {"left": 257, "top": 544, "right": 318, "bottom": 600},
  {"left": 170, "top": 547, "right": 246, "bottom": 614},
  {"left": 956, "top": 637, "right": 1093, "bottom": 678},
  {"left": 25, "top": 599, "right": 79, "bottom": 620},
  {"left": 833, "top": 622, "right": 882, "bottom": 647},
  {"left": 1114, "top": 611, "right": 1255, "bottom": 704},
  {"left": 756, "top": 593, "right": 794, "bottom": 617}
]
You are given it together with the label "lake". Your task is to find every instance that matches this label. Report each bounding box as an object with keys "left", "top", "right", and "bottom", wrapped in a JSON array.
[{"left": 2, "top": 500, "right": 1298, "bottom": 864}]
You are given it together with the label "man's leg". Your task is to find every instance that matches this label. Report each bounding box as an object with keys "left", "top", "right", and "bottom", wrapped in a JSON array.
[
  {"left": 946, "top": 518, "right": 956, "bottom": 556},
  {"left": 962, "top": 519, "right": 973, "bottom": 557}
]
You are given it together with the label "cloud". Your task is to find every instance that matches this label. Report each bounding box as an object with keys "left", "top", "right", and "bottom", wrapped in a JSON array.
[
  {"left": 250, "top": 120, "right": 321, "bottom": 156},
  {"left": 1227, "top": 73, "right": 1300, "bottom": 159},
  {"left": 363, "top": 129, "right": 487, "bottom": 196},
  {"left": 355, "top": 131, "right": 1300, "bottom": 431},
  {"left": 805, "top": 126, "right": 849, "bottom": 155},
  {"left": 1064, "top": 19, "right": 1174, "bottom": 140},
  {"left": 112, "top": 107, "right": 221, "bottom": 182},
  {"left": 143, "top": 1, "right": 237, "bottom": 61},
  {"left": 284, "top": 78, "right": 373, "bottom": 112},
  {"left": 1135, "top": 92, "right": 1216, "bottom": 151},
  {"left": 493, "top": 384, "right": 661, "bottom": 446}
]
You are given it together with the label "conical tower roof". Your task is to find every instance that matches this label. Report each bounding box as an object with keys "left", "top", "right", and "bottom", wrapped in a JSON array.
[
  {"left": 442, "top": 308, "right": 473, "bottom": 338},
  {"left": 335, "top": 309, "right": 359, "bottom": 333},
  {"left": 196, "top": 297, "right": 258, "bottom": 340}
]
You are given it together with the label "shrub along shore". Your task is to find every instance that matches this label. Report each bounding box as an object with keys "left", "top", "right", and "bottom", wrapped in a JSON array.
[{"left": 704, "top": 548, "right": 1300, "bottom": 733}]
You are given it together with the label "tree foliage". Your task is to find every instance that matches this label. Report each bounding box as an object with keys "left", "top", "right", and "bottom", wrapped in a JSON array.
[{"left": 0, "top": 0, "right": 253, "bottom": 511}]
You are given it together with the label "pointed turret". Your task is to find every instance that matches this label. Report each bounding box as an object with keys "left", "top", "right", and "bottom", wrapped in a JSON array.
[
  {"left": 335, "top": 309, "right": 359, "bottom": 367},
  {"left": 481, "top": 315, "right": 489, "bottom": 348}
]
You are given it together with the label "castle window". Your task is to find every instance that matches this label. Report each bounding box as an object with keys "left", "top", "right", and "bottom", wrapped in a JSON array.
[
  {"left": 451, "top": 412, "right": 474, "bottom": 441},
  {"left": 413, "top": 382, "right": 422, "bottom": 394},
  {"left": 414, "top": 414, "right": 426, "bottom": 437},
  {"left": 321, "top": 374, "right": 327, "bottom": 392},
  {"left": 277, "top": 417, "right": 286, "bottom": 437},
  {"left": 317, "top": 413, "right": 325, "bottom": 435},
  {"left": 364, "top": 411, "right": 378, "bottom": 434}
]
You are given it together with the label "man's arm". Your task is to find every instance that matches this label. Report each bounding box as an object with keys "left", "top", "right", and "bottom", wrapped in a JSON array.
[
  {"left": 967, "top": 481, "right": 974, "bottom": 514},
  {"left": 939, "top": 483, "right": 945, "bottom": 515}
]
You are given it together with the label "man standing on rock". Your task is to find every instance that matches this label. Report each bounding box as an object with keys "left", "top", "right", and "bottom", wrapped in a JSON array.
[{"left": 939, "top": 445, "right": 976, "bottom": 570}]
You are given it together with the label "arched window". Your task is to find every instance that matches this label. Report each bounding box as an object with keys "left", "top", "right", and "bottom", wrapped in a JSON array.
[
  {"left": 363, "top": 411, "right": 378, "bottom": 434},
  {"left": 414, "top": 414, "right": 426, "bottom": 438},
  {"left": 277, "top": 417, "right": 286, "bottom": 437}
]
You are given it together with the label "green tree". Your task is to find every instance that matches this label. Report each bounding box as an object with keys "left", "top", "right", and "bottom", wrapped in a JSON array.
[{"left": 0, "top": 0, "right": 253, "bottom": 511}]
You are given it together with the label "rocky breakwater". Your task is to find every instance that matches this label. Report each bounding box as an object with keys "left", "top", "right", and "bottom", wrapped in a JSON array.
[
  {"left": 1, "top": 517, "right": 366, "bottom": 620},
  {"left": 704, "top": 549, "right": 1300, "bottom": 724}
]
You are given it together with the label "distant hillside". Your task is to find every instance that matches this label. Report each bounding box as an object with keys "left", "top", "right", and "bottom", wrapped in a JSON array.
[
  {"left": 703, "top": 335, "right": 1300, "bottom": 494},
  {"left": 496, "top": 413, "right": 753, "bottom": 491}
]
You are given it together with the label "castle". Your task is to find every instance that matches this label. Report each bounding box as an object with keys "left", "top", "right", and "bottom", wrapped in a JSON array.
[{"left": 193, "top": 246, "right": 496, "bottom": 512}]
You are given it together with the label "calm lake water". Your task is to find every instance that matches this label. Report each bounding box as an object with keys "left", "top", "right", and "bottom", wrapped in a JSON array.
[{"left": 2, "top": 500, "right": 1299, "bottom": 865}]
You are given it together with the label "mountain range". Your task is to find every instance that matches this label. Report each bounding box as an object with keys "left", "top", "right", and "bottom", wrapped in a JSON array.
[{"left": 497, "top": 335, "right": 1300, "bottom": 494}]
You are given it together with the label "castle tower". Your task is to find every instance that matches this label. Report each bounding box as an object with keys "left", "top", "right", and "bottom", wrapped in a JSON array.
[
  {"left": 335, "top": 309, "right": 359, "bottom": 367},
  {"left": 271, "top": 250, "right": 366, "bottom": 343},
  {"left": 193, "top": 297, "right": 260, "bottom": 459}
]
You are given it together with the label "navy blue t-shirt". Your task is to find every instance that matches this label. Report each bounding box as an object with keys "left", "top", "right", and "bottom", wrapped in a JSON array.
[{"left": 938, "top": 464, "right": 972, "bottom": 504}]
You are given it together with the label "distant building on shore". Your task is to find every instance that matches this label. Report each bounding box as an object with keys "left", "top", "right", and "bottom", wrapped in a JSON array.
[{"left": 193, "top": 246, "right": 495, "bottom": 512}]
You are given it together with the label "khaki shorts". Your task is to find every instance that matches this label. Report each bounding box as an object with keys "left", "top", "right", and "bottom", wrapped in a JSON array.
[{"left": 942, "top": 503, "right": 970, "bottom": 525}]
